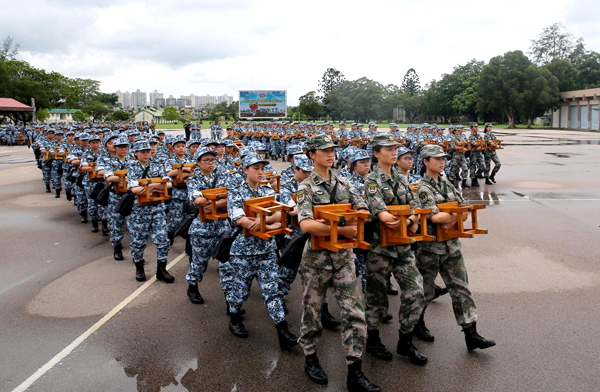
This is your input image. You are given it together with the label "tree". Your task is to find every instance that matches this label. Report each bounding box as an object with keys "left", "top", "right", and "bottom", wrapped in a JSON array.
[
  {"left": 319, "top": 68, "right": 346, "bottom": 98},
  {"left": 519, "top": 66, "right": 560, "bottom": 128},
  {"left": 573, "top": 51, "right": 600, "bottom": 89},
  {"left": 109, "top": 110, "right": 130, "bottom": 121},
  {"left": 398, "top": 93, "right": 426, "bottom": 122},
  {"left": 401, "top": 68, "right": 421, "bottom": 96},
  {"left": 1, "top": 36, "right": 19, "bottom": 62},
  {"left": 298, "top": 91, "right": 323, "bottom": 120},
  {"left": 529, "top": 22, "right": 583, "bottom": 65},
  {"left": 543, "top": 58, "right": 578, "bottom": 92},
  {"left": 37, "top": 108, "right": 50, "bottom": 122},
  {"left": 94, "top": 92, "right": 119, "bottom": 107},
  {"left": 72, "top": 110, "right": 89, "bottom": 122},
  {"left": 82, "top": 101, "right": 109, "bottom": 121},
  {"left": 477, "top": 51, "right": 559, "bottom": 128},
  {"left": 162, "top": 106, "right": 180, "bottom": 122}
]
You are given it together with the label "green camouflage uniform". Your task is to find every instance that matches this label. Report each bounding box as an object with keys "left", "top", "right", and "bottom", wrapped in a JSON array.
[
  {"left": 468, "top": 129, "right": 485, "bottom": 179},
  {"left": 483, "top": 129, "right": 502, "bottom": 178},
  {"left": 416, "top": 171, "right": 477, "bottom": 327},
  {"left": 364, "top": 165, "right": 425, "bottom": 334},
  {"left": 296, "top": 161, "right": 368, "bottom": 365}
]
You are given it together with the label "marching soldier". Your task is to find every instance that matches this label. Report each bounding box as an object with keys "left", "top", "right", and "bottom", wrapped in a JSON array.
[
  {"left": 415, "top": 145, "right": 495, "bottom": 352},
  {"left": 363, "top": 135, "right": 427, "bottom": 366},
  {"left": 296, "top": 134, "right": 380, "bottom": 392},
  {"left": 225, "top": 153, "right": 298, "bottom": 349},
  {"left": 127, "top": 140, "right": 174, "bottom": 283},
  {"left": 468, "top": 123, "right": 485, "bottom": 187},
  {"left": 483, "top": 123, "right": 501, "bottom": 184},
  {"left": 186, "top": 147, "right": 231, "bottom": 304}
]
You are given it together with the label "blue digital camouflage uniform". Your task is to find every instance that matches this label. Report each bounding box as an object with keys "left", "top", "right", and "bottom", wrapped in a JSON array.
[
  {"left": 226, "top": 180, "right": 285, "bottom": 325},
  {"left": 165, "top": 154, "right": 192, "bottom": 235},
  {"left": 68, "top": 141, "right": 88, "bottom": 214},
  {"left": 41, "top": 137, "right": 59, "bottom": 187},
  {"left": 186, "top": 168, "right": 231, "bottom": 286},
  {"left": 277, "top": 175, "right": 302, "bottom": 297},
  {"left": 126, "top": 158, "right": 171, "bottom": 264},
  {"left": 98, "top": 152, "right": 130, "bottom": 247},
  {"left": 60, "top": 139, "right": 76, "bottom": 194},
  {"left": 81, "top": 146, "right": 106, "bottom": 222}
]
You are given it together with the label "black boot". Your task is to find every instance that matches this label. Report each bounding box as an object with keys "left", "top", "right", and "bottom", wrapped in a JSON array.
[
  {"left": 168, "top": 231, "right": 175, "bottom": 246},
  {"left": 187, "top": 284, "right": 204, "bottom": 304},
  {"left": 229, "top": 312, "right": 248, "bottom": 338},
  {"left": 347, "top": 360, "right": 381, "bottom": 392},
  {"left": 397, "top": 331, "right": 428, "bottom": 366},
  {"left": 485, "top": 177, "right": 493, "bottom": 185},
  {"left": 156, "top": 261, "right": 174, "bottom": 283},
  {"left": 91, "top": 219, "right": 99, "bottom": 233},
  {"left": 135, "top": 261, "right": 146, "bottom": 282},
  {"left": 55, "top": 189, "right": 61, "bottom": 198},
  {"left": 321, "top": 303, "right": 341, "bottom": 330},
  {"left": 101, "top": 220, "right": 110, "bottom": 236},
  {"left": 80, "top": 210, "right": 88, "bottom": 223},
  {"left": 304, "top": 353, "right": 328, "bottom": 385},
  {"left": 471, "top": 178, "right": 480, "bottom": 187},
  {"left": 461, "top": 179, "right": 470, "bottom": 189},
  {"left": 386, "top": 282, "right": 398, "bottom": 295},
  {"left": 282, "top": 299, "right": 289, "bottom": 315},
  {"left": 366, "top": 330, "right": 393, "bottom": 361},
  {"left": 45, "top": 184, "right": 51, "bottom": 193},
  {"left": 66, "top": 189, "right": 72, "bottom": 201},
  {"left": 463, "top": 323, "right": 496, "bottom": 351},
  {"left": 383, "top": 313, "right": 393, "bottom": 323},
  {"left": 113, "top": 243, "right": 124, "bottom": 261},
  {"left": 433, "top": 284, "right": 449, "bottom": 299},
  {"left": 226, "top": 300, "right": 246, "bottom": 316},
  {"left": 490, "top": 174, "right": 496, "bottom": 183},
  {"left": 275, "top": 320, "right": 298, "bottom": 349},
  {"left": 414, "top": 314, "right": 435, "bottom": 342}
]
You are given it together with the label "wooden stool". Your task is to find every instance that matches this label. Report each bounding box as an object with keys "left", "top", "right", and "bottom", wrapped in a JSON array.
[
  {"left": 311, "top": 204, "right": 371, "bottom": 252},
  {"left": 455, "top": 141, "right": 470, "bottom": 153},
  {"left": 198, "top": 187, "right": 229, "bottom": 222},
  {"left": 435, "top": 201, "right": 487, "bottom": 241},
  {"left": 172, "top": 163, "right": 196, "bottom": 188},
  {"left": 87, "top": 162, "right": 103, "bottom": 182},
  {"left": 471, "top": 139, "right": 486, "bottom": 152},
  {"left": 137, "top": 178, "right": 170, "bottom": 206},
  {"left": 260, "top": 171, "right": 281, "bottom": 193},
  {"left": 486, "top": 140, "right": 504, "bottom": 151},
  {"left": 379, "top": 205, "right": 435, "bottom": 246},
  {"left": 108, "top": 170, "right": 128, "bottom": 194},
  {"left": 233, "top": 141, "right": 244, "bottom": 156},
  {"left": 243, "top": 195, "right": 292, "bottom": 240}
]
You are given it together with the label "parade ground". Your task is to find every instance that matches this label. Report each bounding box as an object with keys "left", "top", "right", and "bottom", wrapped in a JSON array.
[{"left": 1, "top": 129, "right": 599, "bottom": 392}]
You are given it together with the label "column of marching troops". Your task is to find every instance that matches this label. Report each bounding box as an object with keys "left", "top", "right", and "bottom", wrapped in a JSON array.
[{"left": 16, "top": 118, "right": 503, "bottom": 392}]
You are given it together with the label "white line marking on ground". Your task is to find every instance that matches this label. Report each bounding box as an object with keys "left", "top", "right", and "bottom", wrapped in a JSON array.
[{"left": 11, "top": 251, "right": 187, "bottom": 392}]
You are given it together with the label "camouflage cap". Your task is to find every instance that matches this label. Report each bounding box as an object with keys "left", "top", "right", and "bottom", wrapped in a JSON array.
[
  {"left": 350, "top": 149, "right": 370, "bottom": 163},
  {"left": 470, "top": 122, "right": 479, "bottom": 128},
  {"left": 132, "top": 140, "right": 151, "bottom": 152},
  {"left": 484, "top": 122, "right": 493, "bottom": 127},
  {"left": 306, "top": 134, "right": 336, "bottom": 150},
  {"left": 238, "top": 146, "right": 255, "bottom": 158},
  {"left": 223, "top": 139, "right": 234, "bottom": 147},
  {"left": 397, "top": 146, "right": 415, "bottom": 158},
  {"left": 194, "top": 147, "right": 217, "bottom": 161},
  {"left": 89, "top": 134, "right": 101, "bottom": 142},
  {"left": 172, "top": 134, "right": 186, "bottom": 145},
  {"left": 186, "top": 138, "right": 201, "bottom": 148},
  {"left": 293, "top": 154, "right": 314, "bottom": 171},
  {"left": 286, "top": 144, "right": 303, "bottom": 155},
  {"left": 114, "top": 136, "right": 130, "bottom": 147},
  {"left": 421, "top": 144, "right": 449, "bottom": 159},
  {"left": 242, "top": 153, "right": 269, "bottom": 168},
  {"left": 371, "top": 134, "right": 400, "bottom": 148}
]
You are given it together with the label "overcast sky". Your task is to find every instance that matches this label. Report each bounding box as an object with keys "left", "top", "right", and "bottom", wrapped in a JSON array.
[{"left": 3, "top": 0, "right": 599, "bottom": 105}]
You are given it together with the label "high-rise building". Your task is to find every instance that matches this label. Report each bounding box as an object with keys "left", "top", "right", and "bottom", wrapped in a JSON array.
[
  {"left": 131, "top": 89, "right": 148, "bottom": 108},
  {"left": 149, "top": 90, "right": 164, "bottom": 108}
]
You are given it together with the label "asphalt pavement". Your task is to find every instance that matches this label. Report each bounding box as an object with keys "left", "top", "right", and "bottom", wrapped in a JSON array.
[{"left": 1, "top": 129, "right": 599, "bottom": 392}]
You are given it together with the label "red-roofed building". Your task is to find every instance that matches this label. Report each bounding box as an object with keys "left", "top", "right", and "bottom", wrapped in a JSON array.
[{"left": 0, "top": 98, "right": 34, "bottom": 112}]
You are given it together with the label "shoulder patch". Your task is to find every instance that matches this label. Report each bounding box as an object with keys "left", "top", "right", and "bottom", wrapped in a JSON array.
[
  {"left": 368, "top": 182, "right": 378, "bottom": 195},
  {"left": 419, "top": 191, "right": 428, "bottom": 204},
  {"left": 297, "top": 190, "right": 305, "bottom": 203}
]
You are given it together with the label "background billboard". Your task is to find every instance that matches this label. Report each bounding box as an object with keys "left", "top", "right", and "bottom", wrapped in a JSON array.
[{"left": 239, "top": 90, "right": 287, "bottom": 119}]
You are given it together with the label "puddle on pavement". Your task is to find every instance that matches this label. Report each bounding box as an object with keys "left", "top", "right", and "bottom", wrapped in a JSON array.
[{"left": 468, "top": 246, "right": 600, "bottom": 294}]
